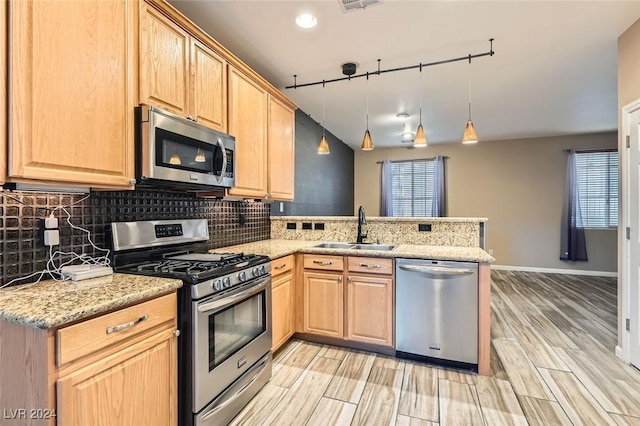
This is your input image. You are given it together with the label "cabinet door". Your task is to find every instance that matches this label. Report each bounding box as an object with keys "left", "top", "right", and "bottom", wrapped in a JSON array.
[
  {"left": 347, "top": 274, "right": 393, "bottom": 346},
  {"left": 139, "top": 2, "right": 190, "bottom": 117},
  {"left": 9, "top": 0, "right": 136, "bottom": 187},
  {"left": 267, "top": 96, "right": 295, "bottom": 200},
  {"left": 272, "top": 271, "right": 294, "bottom": 351},
  {"left": 0, "top": 0, "right": 6, "bottom": 184},
  {"left": 227, "top": 67, "right": 268, "bottom": 198},
  {"left": 190, "top": 39, "right": 227, "bottom": 132},
  {"left": 57, "top": 328, "right": 177, "bottom": 426},
  {"left": 303, "top": 271, "right": 344, "bottom": 338}
]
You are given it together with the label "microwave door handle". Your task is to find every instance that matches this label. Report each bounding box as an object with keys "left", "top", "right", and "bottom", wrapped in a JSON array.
[{"left": 216, "top": 138, "right": 227, "bottom": 183}]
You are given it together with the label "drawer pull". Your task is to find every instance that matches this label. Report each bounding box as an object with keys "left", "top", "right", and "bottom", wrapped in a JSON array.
[
  {"left": 313, "top": 260, "right": 333, "bottom": 265},
  {"left": 359, "top": 263, "right": 381, "bottom": 269},
  {"left": 106, "top": 314, "right": 149, "bottom": 334},
  {"left": 274, "top": 263, "right": 287, "bottom": 270}
]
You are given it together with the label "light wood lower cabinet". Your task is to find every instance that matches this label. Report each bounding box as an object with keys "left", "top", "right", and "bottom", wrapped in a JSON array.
[
  {"left": 271, "top": 255, "right": 295, "bottom": 351},
  {"left": 57, "top": 327, "right": 176, "bottom": 426},
  {"left": 303, "top": 271, "right": 344, "bottom": 338},
  {"left": 302, "top": 254, "right": 394, "bottom": 347},
  {"left": 0, "top": 292, "right": 178, "bottom": 426},
  {"left": 346, "top": 274, "right": 393, "bottom": 346}
]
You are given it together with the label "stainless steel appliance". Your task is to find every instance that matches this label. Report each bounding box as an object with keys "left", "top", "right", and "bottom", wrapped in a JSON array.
[
  {"left": 395, "top": 258, "right": 479, "bottom": 371},
  {"left": 136, "top": 105, "right": 235, "bottom": 189},
  {"left": 111, "top": 219, "right": 271, "bottom": 426}
]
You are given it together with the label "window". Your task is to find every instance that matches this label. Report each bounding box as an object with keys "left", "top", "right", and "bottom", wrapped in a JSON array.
[
  {"left": 575, "top": 151, "right": 618, "bottom": 228},
  {"left": 389, "top": 159, "right": 436, "bottom": 217}
]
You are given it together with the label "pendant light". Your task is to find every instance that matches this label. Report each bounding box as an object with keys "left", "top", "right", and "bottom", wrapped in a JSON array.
[
  {"left": 195, "top": 148, "right": 206, "bottom": 163},
  {"left": 361, "top": 73, "right": 374, "bottom": 151},
  {"left": 414, "top": 64, "right": 428, "bottom": 148},
  {"left": 317, "top": 81, "right": 330, "bottom": 155},
  {"left": 462, "top": 56, "right": 479, "bottom": 144}
]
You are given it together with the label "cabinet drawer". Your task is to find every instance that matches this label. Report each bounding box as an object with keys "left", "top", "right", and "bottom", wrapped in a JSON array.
[
  {"left": 348, "top": 257, "right": 393, "bottom": 275},
  {"left": 303, "top": 254, "right": 344, "bottom": 271},
  {"left": 271, "top": 254, "right": 294, "bottom": 277},
  {"left": 56, "top": 293, "right": 176, "bottom": 366}
]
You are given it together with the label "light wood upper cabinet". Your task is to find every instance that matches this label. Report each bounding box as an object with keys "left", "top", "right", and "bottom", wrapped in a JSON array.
[
  {"left": 57, "top": 328, "right": 177, "bottom": 426},
  {"left": 268, "top": 96, "right": 295, "bottom": 200},
  {"left": 303, "top": 271, "right": 344, "bottom": 338},
  {"left": 346, "top": 274, "right": 394, "bottom": 347},
  {"left": 0, "top": 0, "right": 6, "bottom": 185},
  {"left": 8, "top": 0, "right": 136, "bottom": 187},
  {"left": 190, "top": 39, "right": 227, "bottom": 131},
  {"left": 139, "top": 2, "right": 190, "bottom": 117},
  {"left": 227, "top": 66, "right": 269, "bottom": 198}
]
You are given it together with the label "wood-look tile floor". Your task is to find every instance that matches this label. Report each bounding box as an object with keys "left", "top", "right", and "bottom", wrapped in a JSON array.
[{"left": 232, "top": 271, "right": 640, "bottom": 425}]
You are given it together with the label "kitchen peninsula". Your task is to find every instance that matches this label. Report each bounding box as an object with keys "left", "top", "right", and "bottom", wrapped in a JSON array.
[{"left": 214, "top": 216, "right": 494, "bottom": 375}]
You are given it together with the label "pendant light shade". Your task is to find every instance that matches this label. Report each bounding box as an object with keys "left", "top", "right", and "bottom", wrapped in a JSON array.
[
  {"left": 414, "top": 124, "right": 427, "bottom": 147},
  {"left": 195, "top": 148, "right": 206, "bottom": 162},
  {"left": 317, "top": 134, "right": 330, "bottom": 154},
  {"left": 317, "top": 82, "right": 331, "bottom": 155},
  {"left": 361, "top": 73, "right": 374, "bottom": 151},
  {"left": 361, "top": 129, "right": 373, "bottom": 151},
  {"left": 462, "top": 58, "right": 479, "bottom": 144},
  {"left": 462, "top": 119, "right": 478, "bottom": 144}
]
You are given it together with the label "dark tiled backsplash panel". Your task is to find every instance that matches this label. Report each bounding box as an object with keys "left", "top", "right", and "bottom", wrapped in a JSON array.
[{"left": 0, "top": 189, "right": 270, "bottom": 286}]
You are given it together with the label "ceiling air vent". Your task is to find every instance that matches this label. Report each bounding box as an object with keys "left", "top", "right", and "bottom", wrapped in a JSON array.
[{"left": 340, "top": 0, "right": 382, "bottom": 13}]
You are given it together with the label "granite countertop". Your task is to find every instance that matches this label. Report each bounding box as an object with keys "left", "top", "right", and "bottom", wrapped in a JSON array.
[
  {"left": 0, "top": 274, "right": 182, "bottom": 329},
  {"left": 211, "top": 239, "right": 495, "bottom": 263},
  {"left": 271, "top": 216, "right": 488, "bottom": 223}
]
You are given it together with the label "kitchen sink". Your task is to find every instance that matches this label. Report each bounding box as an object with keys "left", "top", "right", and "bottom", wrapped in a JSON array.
[
  {"left": 311, "top": 242, "right": 357, "bottom": 249},
  {"left": 311, "top": 242, "right": 396, "bottom": 251}
]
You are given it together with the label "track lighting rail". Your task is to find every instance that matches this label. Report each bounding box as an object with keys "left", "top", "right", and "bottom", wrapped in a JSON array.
[{"left": 286, "top": 39, "right": 494, "bottom": 90}]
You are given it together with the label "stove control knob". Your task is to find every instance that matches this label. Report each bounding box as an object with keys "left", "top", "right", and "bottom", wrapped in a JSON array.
[
  {"left": 252, "top": 267, "right": 260, "bottom": 277},
  {"left": 213, "top": 280, "right": 222, "bottom": 291},
  {"left": 259, "top": 265, "right": 266, "bottom": 275},
  {"left": 223, "top": 277, "right": 231, "bottom": 288},
  {"left": 238, "top": 271, "right": 247, "bottom": 282}
]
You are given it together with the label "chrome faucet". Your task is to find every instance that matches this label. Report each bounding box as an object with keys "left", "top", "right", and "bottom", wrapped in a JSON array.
[{"left": 357, "top": 205, "right": 368, "bottom": 244}]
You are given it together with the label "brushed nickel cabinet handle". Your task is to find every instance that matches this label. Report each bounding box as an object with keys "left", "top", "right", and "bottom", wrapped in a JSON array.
[
  {"left": 338, "top": 276, "right": 343, "bottom": 283},
  {"left": 347, "top": 276, "right": 352, "bottom": 283},
  {"left": 106, "top": 314, "right": 149, "bottom": 334},
  {"left": 313, "top": 260, "right": 333, "bottom": 266},
  {"left": 274, "top": 264, "right": 287, "bottom": 270},
  {"left": 359, "top": 263, "right": 381, "bottom": 269}
]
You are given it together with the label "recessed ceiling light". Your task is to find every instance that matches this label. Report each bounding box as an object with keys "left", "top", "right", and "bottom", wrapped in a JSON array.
[{"left": 296, "top": 13, "right": 318, "bottom": 29}]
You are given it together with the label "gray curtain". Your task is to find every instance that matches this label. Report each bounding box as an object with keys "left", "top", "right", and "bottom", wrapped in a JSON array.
[
  {"left": 431, "top": 156, "right": 446, "bottom": 217},
  {"left": 560, "top": 149, "right": 588, "bottom": 261},
  {"left": 380, "top": 160, "right": 393, "bottom": 216}
]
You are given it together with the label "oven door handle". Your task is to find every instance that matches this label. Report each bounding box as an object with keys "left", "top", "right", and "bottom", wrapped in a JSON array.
[
  {"left": 197, "top": 276, "right": 270, "bottom": 313},
  {"left": 215, "top": 137, "right": 227, "bottom": 184},
  {"left": 199, "top": 356, "right": 270, "bottom": 421}
]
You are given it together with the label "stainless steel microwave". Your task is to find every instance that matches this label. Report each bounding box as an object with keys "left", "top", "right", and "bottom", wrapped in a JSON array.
[{"left": 136, "top": 105, "right": 235, "bottom": 189}]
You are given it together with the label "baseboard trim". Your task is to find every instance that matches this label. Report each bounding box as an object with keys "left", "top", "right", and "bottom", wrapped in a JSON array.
[{"left": 491, "top": 264, "right": 617, "bottom": 278}]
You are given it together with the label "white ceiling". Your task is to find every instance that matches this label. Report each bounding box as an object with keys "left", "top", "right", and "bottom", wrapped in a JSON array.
[{"left": 169, "top": 0, "right": 640, "bottom": 150}]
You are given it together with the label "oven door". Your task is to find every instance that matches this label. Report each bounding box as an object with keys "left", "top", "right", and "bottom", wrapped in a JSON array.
[{"left": 192, "top": 275, "right": 272, "bottom": 413}]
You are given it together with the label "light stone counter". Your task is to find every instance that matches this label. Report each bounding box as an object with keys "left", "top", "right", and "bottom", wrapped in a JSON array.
[
  {"left": 0, "top": 274, "right": 182, "bottom": 329},
  {"left": 211, "top": 239, "right": 494, "bottom": 263}
]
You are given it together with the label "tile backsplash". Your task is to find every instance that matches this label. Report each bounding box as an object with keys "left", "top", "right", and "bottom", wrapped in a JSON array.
[{"left": 0, "top": 189, "right": 270, "bottom": 287}]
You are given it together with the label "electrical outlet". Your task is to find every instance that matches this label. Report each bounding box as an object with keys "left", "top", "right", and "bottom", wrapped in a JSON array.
[
  {"left": 488, "top": 249, "right": 494, "bottom": 255},
  {"left": 279, "top": 202, "right": 284, "bottom": 213}
]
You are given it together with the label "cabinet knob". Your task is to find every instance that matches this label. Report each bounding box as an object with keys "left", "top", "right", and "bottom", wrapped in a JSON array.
[
  {"left": 174, "top": 329, "right": 181, "bottom": 337},
  {"left": 347, "top": 276, "right": 352, "bottom": 283},
  {"left": 129, "top": 178, "right": 137, "bottom": 185},
  {"left": 337, "top": 276, "right": 343, "bottom": 283}
]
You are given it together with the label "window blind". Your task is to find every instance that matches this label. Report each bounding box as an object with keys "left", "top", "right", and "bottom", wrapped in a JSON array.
[
  {"left": 390, "top": 159, "right": 436, "bottom": 217},
  {"left": 575, "top": 151, "right": 618, "bottom": 228}
]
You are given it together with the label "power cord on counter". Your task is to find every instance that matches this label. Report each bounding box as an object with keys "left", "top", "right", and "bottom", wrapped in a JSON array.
[{"left": 0, "top": 195, "right": 111, "bottom": 292}]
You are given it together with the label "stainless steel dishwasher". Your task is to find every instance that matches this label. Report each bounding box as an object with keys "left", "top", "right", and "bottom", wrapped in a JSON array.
[{"left": 396, "top": 258, "right": 478, "bottom": 369}]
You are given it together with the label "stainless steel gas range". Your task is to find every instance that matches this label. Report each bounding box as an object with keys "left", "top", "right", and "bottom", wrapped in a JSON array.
[{"left": 110, "top": 219, "right": 272, "bottom": 426}]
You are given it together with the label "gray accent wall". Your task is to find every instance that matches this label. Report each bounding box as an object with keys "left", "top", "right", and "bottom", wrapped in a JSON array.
[{"left": 272, "top": 110, "right": 354, "bottom": 216}]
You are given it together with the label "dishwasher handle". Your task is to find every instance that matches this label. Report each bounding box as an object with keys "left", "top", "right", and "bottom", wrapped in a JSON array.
[{"left": 398, "top": 264, "right": 475, "bottom": 276}]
